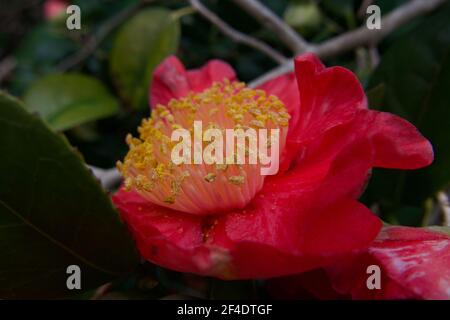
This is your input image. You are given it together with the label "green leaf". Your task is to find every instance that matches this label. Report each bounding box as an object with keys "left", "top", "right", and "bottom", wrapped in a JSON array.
[
  {"left": 23, "top": 73, "right": 120, "bottom": 131},
  {"left": 0, "top": 92, "right": 138, "bottom": 298},
  {"left": 110, "top": 8, "right": 180, "bottom": 110},
  {"left": 365, "top": 3, "right": 450, "bottom": 222}
]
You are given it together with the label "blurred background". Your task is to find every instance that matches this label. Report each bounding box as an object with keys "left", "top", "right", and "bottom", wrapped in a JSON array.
[{"left": 0, "top": 0, "right": 449, "bottom": 299}]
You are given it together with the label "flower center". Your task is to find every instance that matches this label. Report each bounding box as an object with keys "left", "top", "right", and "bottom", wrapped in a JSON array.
[{"left": 117, "top": 80, "right": 289, "bottom": 215}]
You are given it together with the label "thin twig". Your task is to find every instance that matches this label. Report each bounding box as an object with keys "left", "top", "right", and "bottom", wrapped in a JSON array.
[
  {"left": 230, "top": 0, "right": 312, "bottom": 53},
  {"left": 437, "top": 192, "right": 450, "bottom": 227},
  {"left": 189, "top": 0, "right": 287, "bottom": 64},
  {"left": 87, "top": 165, "right": 122, "bottom": 191},
  {"left": 250, "top": 0, "right": 447, "bottom": 86},
  {"left": 248, "top": 60, "right": 294, "bottom": 88},
  {"left": 58, "top": 0, "right": 154, "bottom": 71}
]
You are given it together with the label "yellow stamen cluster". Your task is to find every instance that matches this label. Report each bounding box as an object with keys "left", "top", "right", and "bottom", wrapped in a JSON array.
[{"left": 116, "top": 80, "right": 290, "bottom": 212}]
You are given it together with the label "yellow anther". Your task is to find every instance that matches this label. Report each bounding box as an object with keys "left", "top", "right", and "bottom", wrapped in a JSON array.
[
  {"left": 249, "top": 120, "right": 265, "bottom": 128},
  {"left": 164, "top": 195, "right": 176, "bottom": 204},
  {"left": 228, "top": 175, "right": 245, "bottom": 186},
  {"left": 204, "top": 173, "right": 216, "bottom": 182},
  {"left": 124, "top": 177, "right": 133, "bottom": 191}
]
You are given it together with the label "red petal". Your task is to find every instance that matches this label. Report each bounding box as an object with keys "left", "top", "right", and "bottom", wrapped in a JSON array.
[
  {"left": 325, "top": 109, "right": 434, "bottom": 171},
  {"left": 186, "top": 59, "right": 236, "bottom": 93},
  {"left": 370, "top": 227, "right": 450, "bottom": 299},
  {"left": 204, "top": 134, "right": 382, "bottom": 278},
  {"left": 364, "top": 112, "right": 434, "bottom": 169},
  {"left": 293, "top": 53, "right": 367, "bottom": 138},
  {"left": 150, "top": 56, "right": 236, "bottom": 108},
  {"left": 208, "top": 198, "right": 380, "bottom": 279},
  {"left": 327, "top": 226, "right": 450, "bottom": 300},
  {"left": 286, "top": 54, "right": 432, "bottom": 171},
  {"left": 113, "top": 152, "right": 382, "bottom": 279},
  {"left": 150, "top": 56, "right": 190, "bottom": 108},
  {"left": 112, "top": 189, "right": 228, "bottom": 276},
  {"left": 287, "top": 108, "right": 433, "bottom": 184},
  {"left": 279, "top": 54, "right": 368, "bottom": 170}
]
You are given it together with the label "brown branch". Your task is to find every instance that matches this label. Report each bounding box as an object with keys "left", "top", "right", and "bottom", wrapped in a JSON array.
[
  {"left": 189, "top": 0, "right": 287, "bottom": 64},
  {"left": 58, "top": 0, "right": 154, "bottom": 71},
  {"left": 250, "top": 0, "right": 447, "bottom": 86},
  {"left": 230, "top": 0, "right": 311, "bottom": 53},
  {"left": 315, "top": 0, "right": 447, "bottom": 59}
]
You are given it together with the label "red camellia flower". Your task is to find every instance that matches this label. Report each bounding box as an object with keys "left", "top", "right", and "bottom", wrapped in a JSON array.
[
  {"left": 112, "top": 54, "right": 433, "bottom": 279},
  {"left": 268, "top": 226, "right": 450, "bottom": 300}
]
